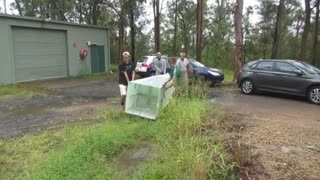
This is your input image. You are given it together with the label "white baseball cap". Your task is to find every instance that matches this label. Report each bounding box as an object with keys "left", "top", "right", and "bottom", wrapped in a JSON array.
[
  {"left": 156, "top": 52, "right": 161, "bottom": 55},
  {"left": 122, "top": 51, "right": 130, "bottom": 56}
]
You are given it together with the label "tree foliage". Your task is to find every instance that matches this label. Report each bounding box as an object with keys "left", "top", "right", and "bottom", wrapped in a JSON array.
[{"left": 9, "top": 0, "right": 320, "bottom": 67}]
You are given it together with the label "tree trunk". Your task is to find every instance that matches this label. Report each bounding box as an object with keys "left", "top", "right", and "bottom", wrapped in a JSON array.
[
  {"left": 182, "top": 22, "right": 188, "bottom": 53},
  {"left": 295, "top": 19, "right": 303, "bottom": 38},
  {"left": 129, "top": 1, "right": 135, "bottom": 63},
  {"left": 50, "top": 0, "right": 57, "bottom": 20},
  {"left": 79, "top": 0, "right": 83, "bottom": 24},
  {"left": 15, "top": 0, "right": 23, "bottom": 16},
  {"left": 271, "top": 0, "right": 285, "bottom": 59},
  {"left": 60, "top": 0, "right": 66, "bottom": 21},
  {"left": 196, "top": 0, "right": 204, "bottom": 62},
  {"left": 301, "top": 0, "right": 311, "bottom": 61},
  {"left": 4, "top": 0, "right": 7, "bottom": 14},
  {"left": 312, "top": 0, "right": 319, "bottom": 65},
  {"left": 173, "top": 0, "right": 178, "bottom": 56},
  {"left": 234, "top": 0, "right": 243, "bottom": 82},
  {"left": 119, "top": 13, "right": 125, "bottom": 61},
  {"left": 92, "top": 0, "right": 99, "bottom": 25},
  {"left": 153, "top": 0, "right": 160, "bottom": 52}
]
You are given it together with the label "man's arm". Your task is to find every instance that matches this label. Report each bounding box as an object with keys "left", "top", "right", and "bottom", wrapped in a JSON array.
[
  {"left": 162, "top": 59, "right": 166, "bottom": 74},
  {"left": 163, "top": 76, "right": 174, "bottom": 89},
  {"left": 123, "top": 71, "right": 130, "bottom": 82},
  {"left": 132, "top": 71, "right": 136, "bottom": 81},
  {"left": 186, "top": 59, "right": 193, "bottom": 73},
  {"left": 131, "top": 63, "right": 136, "bottom": 81}
]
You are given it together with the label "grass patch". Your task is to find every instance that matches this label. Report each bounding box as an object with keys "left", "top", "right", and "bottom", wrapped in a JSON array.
[
  {"left": 0, "top": 84, "right": 37, "bottom": 100},
  {"left": 223, "top": 69, "right": 234, "bottom": 84},
  {"left": 0, "top": 86, "right": 234, "bottom": 179},
  {"left": 111, "top": 64, "right": 119, "bottom": 73}
]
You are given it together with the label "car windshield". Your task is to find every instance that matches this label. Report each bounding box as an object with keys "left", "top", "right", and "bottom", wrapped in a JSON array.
[
  {"left": 293, "top": 61, "right": 320, "bottom": 74},
  {"left": 190, "top": 60, "right": 205, "bottom": 68},
  {"left": 244, "top": 61, "right": 258, "bottom": 69}
]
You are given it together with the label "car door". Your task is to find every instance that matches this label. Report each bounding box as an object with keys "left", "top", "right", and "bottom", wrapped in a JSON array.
[
  {"left": 253, "top": 61, "right": 278, "bottom": 90},
  {"left": 274, "top": 62, "right": 308, "bottom": 95}
]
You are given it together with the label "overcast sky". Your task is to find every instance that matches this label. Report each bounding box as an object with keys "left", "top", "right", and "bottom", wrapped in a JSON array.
[{"left": 0, "top": 0, "right": 260, "bottom": 25}]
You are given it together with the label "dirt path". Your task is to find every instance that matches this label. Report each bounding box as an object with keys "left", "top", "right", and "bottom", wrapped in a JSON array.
[
  {"left": 212, "top": 88, "right": 320, "bottom": 179},
  {"left": 0, "top": 78, "right": 120, "bottom": 139}
]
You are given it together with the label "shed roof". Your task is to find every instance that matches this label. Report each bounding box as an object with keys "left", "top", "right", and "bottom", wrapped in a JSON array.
[{"left": 0, "top": 13, "right": 108, "bottom": 30}]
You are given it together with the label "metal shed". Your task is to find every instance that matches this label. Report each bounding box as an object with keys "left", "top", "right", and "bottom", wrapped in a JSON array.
[{"left": 0, "top": 14, "right": 110, "bottom": 84}]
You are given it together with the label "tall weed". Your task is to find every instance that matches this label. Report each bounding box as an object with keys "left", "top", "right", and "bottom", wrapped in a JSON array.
[{"left": 1, "top": 82, "right": 234, "bottom": 180}]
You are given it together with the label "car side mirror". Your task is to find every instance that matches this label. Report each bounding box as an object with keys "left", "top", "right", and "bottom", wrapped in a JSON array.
[{"left": 293, "top": 69, "right": 303, "bottom": 76}]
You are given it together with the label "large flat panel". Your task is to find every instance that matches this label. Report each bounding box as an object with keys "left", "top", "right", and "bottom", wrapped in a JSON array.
[{"left": 12, "top": 27, "right": 67, "bottom": 82}]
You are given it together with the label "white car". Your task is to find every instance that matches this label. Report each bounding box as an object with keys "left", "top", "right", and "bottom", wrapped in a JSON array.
[{"left": 136, "top": 55, "right": 169, "bottom": 77}]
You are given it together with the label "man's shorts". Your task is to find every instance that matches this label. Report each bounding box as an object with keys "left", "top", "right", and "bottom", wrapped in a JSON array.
[{"left": 119, "top": 84, "right": 127, "bottom": 96}]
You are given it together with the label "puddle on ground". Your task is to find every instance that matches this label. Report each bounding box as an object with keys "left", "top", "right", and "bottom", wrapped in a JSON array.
[{"left": 115, "top": 142, "right": 156, "bottom": 174}]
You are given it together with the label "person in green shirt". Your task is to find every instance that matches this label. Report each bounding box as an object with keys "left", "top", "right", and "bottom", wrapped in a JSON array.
[{"left": 164, "top": 57, "right": 185, "bottom": 96}]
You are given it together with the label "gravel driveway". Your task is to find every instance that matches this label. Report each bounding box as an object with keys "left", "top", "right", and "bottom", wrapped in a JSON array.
[
  {"left": 212, "top": 88, "right": 320, "bottom": 179},
  {"left": 2, "top": 78, "right": 319, "bottom": 179},
  {"left": 0, "top": 78, "right": 120, "bottom": 139}
]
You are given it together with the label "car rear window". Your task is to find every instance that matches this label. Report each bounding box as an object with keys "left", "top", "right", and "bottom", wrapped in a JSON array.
[
  {"left": 256, "top": 61, "right": 274, "bottom": 71},
  {"left": 138, "top": 57, "right": 148, "bottom": 62}
]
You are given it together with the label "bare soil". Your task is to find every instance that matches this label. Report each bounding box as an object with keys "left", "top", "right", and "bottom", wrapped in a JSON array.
[
  {"left": 212, "top": 88, "right": 320, "bottom": 180},
  {"left": 0, "top": 77, "right": 120, "bottom": 139}
]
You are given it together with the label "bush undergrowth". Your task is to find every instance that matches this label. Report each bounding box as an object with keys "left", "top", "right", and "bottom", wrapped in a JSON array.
[{"left": 0, "top": 84, "right": 234, "bottom": 180}]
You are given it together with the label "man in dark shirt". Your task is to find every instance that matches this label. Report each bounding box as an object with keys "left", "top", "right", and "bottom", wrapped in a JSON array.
[{"left": 119, "top": 51, "right": 135, "bottom": 109}]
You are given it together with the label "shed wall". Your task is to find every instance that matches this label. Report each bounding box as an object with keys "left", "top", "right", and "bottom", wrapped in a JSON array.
[{"left": 0, "top": 16, "right": 110, "bottom": 84}]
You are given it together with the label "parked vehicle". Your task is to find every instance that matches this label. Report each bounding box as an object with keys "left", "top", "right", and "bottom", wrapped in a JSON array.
[
  {"left": 238, "top": 59, "right": 320, "bottom": 104},
  {"left": 135, "top": 55, "right": 169, "bottom": 77},
  {"left": 136, "top": 56, "right": 224, "bottom": 86},
  {"left": 189, "top": 60, "right": 224, "bottom": 86}
]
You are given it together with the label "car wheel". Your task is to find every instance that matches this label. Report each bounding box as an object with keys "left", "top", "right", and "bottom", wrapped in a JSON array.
[
  {"left": 210, "top": 80, "right": 220, "bottom": 87},
  {"left": 240, "top": 79, "right": 255, "bottom": 95},
  {"left": 308, "top": 86, "right": 320, "bottom": 105}
]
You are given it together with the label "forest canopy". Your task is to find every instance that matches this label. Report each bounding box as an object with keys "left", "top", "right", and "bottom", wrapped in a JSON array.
[{"left": 4, "top": 0, "right": 320, "bottom": 69}]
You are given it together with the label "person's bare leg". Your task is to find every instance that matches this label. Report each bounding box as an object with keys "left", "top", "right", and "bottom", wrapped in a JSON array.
[{"left": 121, "top": 95, "right": 126, "bottom": 110}]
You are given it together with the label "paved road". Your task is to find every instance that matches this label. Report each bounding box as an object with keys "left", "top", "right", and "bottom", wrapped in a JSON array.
[
  {"left": 212, "top": 88, "right": 320, "bottom": 123},
  {"left": 211, "top": 88, "right": 320, "bottom": 179}
]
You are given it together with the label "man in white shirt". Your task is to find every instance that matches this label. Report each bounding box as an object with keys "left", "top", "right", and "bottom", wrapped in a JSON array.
[
  {"left": 153, "top": 52, "right": 166, "bottom": 75},
  {"left": 177, "top": 52, "right": 192, "bottom": 81}
]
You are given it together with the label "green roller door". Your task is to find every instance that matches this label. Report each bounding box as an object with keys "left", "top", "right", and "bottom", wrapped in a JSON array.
[{"left": 12, "top": 27, "right": 68, "bottom": 82}]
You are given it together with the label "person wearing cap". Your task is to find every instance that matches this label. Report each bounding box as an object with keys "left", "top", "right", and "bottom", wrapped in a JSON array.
[
  {"left": 119, "top": 51, "right": 135, "bottom": 109},
  {"left": 176, "top": 52, "right": 192, "bottom": 96},
  {"left": 153, "top": 52, "right": 166, "bottom": 75}
]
